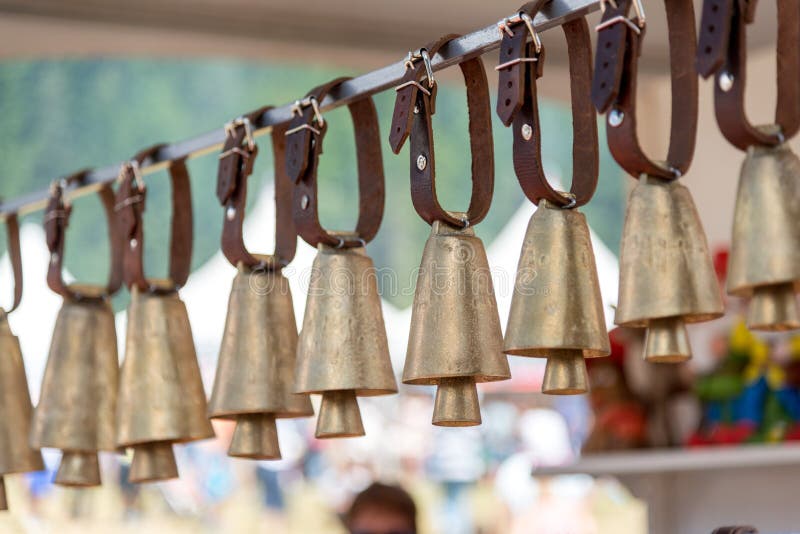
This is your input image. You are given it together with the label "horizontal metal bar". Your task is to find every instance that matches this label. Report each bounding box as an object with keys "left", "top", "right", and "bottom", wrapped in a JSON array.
[{"left": 0, "top": 0, "right": 599, "bottom": 219}]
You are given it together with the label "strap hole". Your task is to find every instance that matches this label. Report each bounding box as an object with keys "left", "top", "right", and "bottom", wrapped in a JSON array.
[
  {"left": 605, "top": 41, "right": 612, "bottom": 49},
  {"left": 507, "top": 81, "right": 513, "bottom": 89},
  {"left": 711, "top": 3, "right": 718, "bottom": 12},
  {"left": 603, "top": 61, "right": 609, "bottom": 69},
  {"left": 507, "top": 48, "right": 513, "bottom": 56},
  {"left": 600, "top": 82, "right": 607, "bottom": 89},
  {"left": 505, "top": 98, "right": 511, "bottom": 106},
  {"left": 708, "top": 24, "right": 715, "bottom": 33},
  {"left": 705, "top": 45, "right": 712, "bottom": 54},
  {"left": 400, "top": 95, "right": 406, "bottom": 102}
]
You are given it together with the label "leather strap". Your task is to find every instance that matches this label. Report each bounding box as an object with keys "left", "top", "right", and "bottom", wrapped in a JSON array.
[
  {"left": 389, "top": 34, "right": 494, "bottom": 227},
  {"left": 217, "top": 106, "right": 296, "bottom": 270},
  {"left": 711, "top": 527, "right": 758, "bottom": 534},
  {"left": 44, "top": 170, "right": 122, "bottom": 300},
  {"left": 497, "top": 1, "right": 598, "bottom": 207},
  {"left": 2, "top": 214, "right": 22, "bottom": 313},
  {"left": 592, "top": 0, "right": 698, "bottom": 179},
  {"left": 698, "top": 0, "right": 800, "bottom": 150},
  {"left": 115, "top": 144, "right": 193, "bottom": 293},
  {"left": 285, "top": 77, "right": 384, "bottom": 248}
]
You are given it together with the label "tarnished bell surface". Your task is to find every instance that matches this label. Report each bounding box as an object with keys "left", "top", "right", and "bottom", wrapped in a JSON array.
[
  {"left": 0, "top": 312, "right": 45, "bottom": 480},
  {"left": 616, "top": 176, "right": 724, "bottom": 361},
  {"left": 295, "top": 240, "right": 397, "bottom": 438},
  {"left": 0, "top": 477, "right": 6, "bottom": 511},
  {"left": 728, "top": 143, "right": 800, "bottom": 331},
  {"left": 31, "top": 293, "right": 118, "bottom": 486},
  {"left": 403, "top": 218, "right": 509, "bottom": 426},
  {"left": 616, "top": 176, "right": 724, "bottom": 327},
  {"left": 542, "top": 350, "right": 589, "bottom": 395},
  {"left": 209, "top": 267, "right": 313, "bottom": 458},
  {"left": 117, "top": 286, "right": 214, "bottom": 483},
  {"left": 504, "top": 201, "right": 610, "bottom": 358}
]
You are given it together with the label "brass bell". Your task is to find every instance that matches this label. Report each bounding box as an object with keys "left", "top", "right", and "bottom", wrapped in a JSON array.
[
  {"left": 0, "top": 311, "right": 45, "bottom": 500},
  {"left": 403, "top": 219, "right": 510, "bottom": 426},
  {"left": 728, "top": 143, "right": 800, "bottom": 331},
  {"left": 0, "top": 477, "right": 6, "bottom": 511},
  {"left": 116, "top": 284, "right": 215, "bottom": 483},
  {"left": 30, "top": 287, "right": 118, "bottom": 487},
  {"left": 209, "top": 266, "right": 313, "bottom": 458},
  {"left": 295, "top": 238, "right": 397, "bottom": 438},
  {"left": 616, "top": 176, "right": 724, "bottom": 362},
  {"left": 504, "top": 200, "right": 610, "bottom": 394}
]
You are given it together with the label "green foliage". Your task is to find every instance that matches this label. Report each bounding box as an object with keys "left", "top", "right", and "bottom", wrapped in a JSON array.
[{"left": 0, "top": 59, "right": 624, "bottom": 309}]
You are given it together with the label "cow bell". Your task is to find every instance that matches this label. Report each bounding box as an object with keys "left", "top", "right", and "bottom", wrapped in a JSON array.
[
  {"left": 116, "top": 284, "right": 214, "bottom": 483},
  {"left": 728, "top": 143, "right": 800, "bottom": 331},
  {"left": 504, "top": 200, "right": 610, "bottom": 394},
  {"left": 403, "top": 218, "right": 510, "bottom": 426},
  {"left": 30, "top": 287, "right": 118, "bottom": 486},
  {"left": 616, "top": 176, "right": 724, "bottom": 362},
  {"left": 209, "top": 265, "right": 313, "bottom": 459},
  {"left": 0, "top": 311, "right": 45, "bottom": 503},
  {"left": 295, "top": 239, "right": 397, "bottom": 438}
]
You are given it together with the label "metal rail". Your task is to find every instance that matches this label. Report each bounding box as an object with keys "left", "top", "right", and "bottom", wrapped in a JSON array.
[{"left": 0, "top": 0, "right": 599, "bottom": 219}]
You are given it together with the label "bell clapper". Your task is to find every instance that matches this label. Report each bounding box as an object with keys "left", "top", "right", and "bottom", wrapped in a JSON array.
[
  {"left": 747, "top": 283, "right": 800, "bottom": 332},
  {"left": 55, "top": 451, "right": 101, "bottom": 487},
  {"left": 315, "top": 390, "right": 365, "bottom": 439},
  {"left": 432, "top": 376, "right": 482, "bottom": 427},
  {"left": 229, "top": 413, "right": 281, "bottom": 460},
  {"left": 129, "top": 442, "right": 179, "bottom": 484},
  {"left": 644, "top": 317, "right": 691, "bottom": 363},
  {"left": 542, "top": 350, "right": 589, "bottom": 395}
]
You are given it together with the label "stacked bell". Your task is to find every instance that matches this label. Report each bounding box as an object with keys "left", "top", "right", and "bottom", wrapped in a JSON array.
[
  {"left": 117, "top": 282, "right": 215, "bottom": 482},
  {"left": 30, "top": 286, "right": 118, "bottom": 486},
  {"left": 504, "top": 201, "right": 610, "bottom": 394},
  {"left": 295, "top": 235, "right": 397, "bottom": 438},
  {"left": 616, "top": 176, "right": 724, "bottom": 362},
  {"left": 727, "top": 142, "right": 800, "bottom": 331},
  {"left": 209, "top": 264, "right": 313, "bottom": 458},
  {"left": 403, "top": 218, "right": 510, "bottom": 425},
  {"left": 0, "top": 310, "right": 45, "bottom": 509}
]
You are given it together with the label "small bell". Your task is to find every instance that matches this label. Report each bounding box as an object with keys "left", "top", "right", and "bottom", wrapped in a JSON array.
[
  {"left": 116, "top": 284, "right": 214, "bottom": 483},
  {"left": 0, "top": 311, "right": 45, "bottom": 500},
  {"left": 616, "top": 176, "right": 724, "bottom": 362},
  {"left": 30, "top": 288, "right": 118, "bottom": 486},
  {"left": 209, "top": 267, "right": 313, "bottom": 458},
  {"left": 504, "top": 201, "right": 609, "bottom": 394},
  {"left": 403, "top": 219, "right": 510, "bottom": 426},
  {"left": 728, "top": 143, "right": 800, "bottom": 331},
  {"left": 295, "top": 238, "right": 397, "bottom": 438}
]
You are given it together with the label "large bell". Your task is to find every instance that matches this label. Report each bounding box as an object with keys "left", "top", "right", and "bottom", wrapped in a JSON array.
[
  {"left": 403, "top": 219, "right": 510, "bottom": 426},
  {"left": 616, "top": 176, "right": 724, "bottom": 362},
  {"left": 295, "top": 239, "right": 397, "bottom": 438},
  {"left": 0, "top": 311, "right": 45, "bottom": 505},
  {"left": 30, "top": 288, "right": 118, "bottom": 487},
  {"left": 728, "top": 142, "right": 800, "bottom": 331},
  {"left": 209, "top": 266, "right": 313, "bottom": 459},
  {"left": 116, "top": 284, "right": 214, "bottom": 483},
  {"left": 504, "top": 201, "right": 610, "bottom": 394}
]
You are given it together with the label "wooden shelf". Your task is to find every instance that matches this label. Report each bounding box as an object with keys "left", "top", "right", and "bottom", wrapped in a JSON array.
[{"left": 532, "top": 443, "right": 800, "bottom": 477}]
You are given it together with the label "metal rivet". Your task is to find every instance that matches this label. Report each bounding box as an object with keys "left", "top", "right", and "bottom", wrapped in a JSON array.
[
  {"left": 226, "top": 206, "right": 236, "bottom": 220},
  {"left": 130, "top": 238, "right": 138, "bottom": 249},
  {"left": 300, "top": 195, "right": 310, "bottom": 210},
  {"left": 416, "top": 154, "right": 427, "bottom": 171},
  {"left": 608, "top": 109, "right": 624, "bottom": 127},
  {"left": 50, "top": 252, "right": 59, "bottom": 264},
  {"left": 521, "top": 123, "right": 533, "bottom": 141},
  {"left": 718, "top": 71, "right": 734, "bottom": 92},
  {"left": 413, "top": 105, "right": 420, "bottom": 114}
]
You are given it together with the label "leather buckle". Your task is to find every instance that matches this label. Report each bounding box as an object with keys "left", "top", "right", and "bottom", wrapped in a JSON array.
[{"left": 595, "top": 0, "right": 646, "bottom": 33}]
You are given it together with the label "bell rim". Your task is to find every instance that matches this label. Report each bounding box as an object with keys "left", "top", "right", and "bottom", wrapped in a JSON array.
[
  {"left": 227, "top": 450, "right": 282, "bottom": 460},
  {"left": 208, "top": 408, "right": 314, "bottom": 420},
  {"left": 116, "top": 432, "right": 215, "bottom": 448},
  {"left": 644, "top": 354, "right": 692, "bottom": 364},
  {"left": 431, "top": 419, "right": 482, "bottom": 427},
  {"left": 541, "top": 386, "right": 589, "bottom": 395},
  {"left": 294, "top": 387, "right": 397, "bottom": 397},
  {"left": 314, "top": 429, "right": 366, "bottom": 439},
  {"left": 402, "top": 372, "right": 511, "bottom": 386},
  {"left": 502, "top": 346, "right": 609, "bottom": 359},
  {"left": 614, "top": 310, "right": 724, "bottom": 328},
  {"left": 728, "top": 280, "right": 800, "bottom": 298},
  {"left": 0, "top": 457, "right": 45, "bottom": 476}
]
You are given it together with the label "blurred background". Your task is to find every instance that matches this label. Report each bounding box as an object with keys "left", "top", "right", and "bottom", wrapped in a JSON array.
[{"left": 0, "top": 1, "right": 799, "bottom": 533}]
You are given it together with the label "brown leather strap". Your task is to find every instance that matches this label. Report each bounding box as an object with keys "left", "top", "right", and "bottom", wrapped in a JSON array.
[
  {"left": 115, "top": 144, "right": 193, "bottom": 293},
  {"left": 711, "top": 527, "right": 758, "bottom": 534},
  {"left": 497, "top": 2, "right": 598, "bottom": 207},
  {"left": 698, "top": 0, "right": 800, "bottom": 150},
  {"left": 285, "top": 77, "right": 384, "bottom": 248},
  {"left": 389, "top": 34, "right": 494, "bottom": 227},
  {"left": 2, "top": 214, "right": 22, "bottom": 313},
  {"left": 44, "top": 170, "right": 122, "bottom": 300},
  {"left": 217, "top": 107, "right": 297, "bottom": 269},
  {"left": 592, "top": 0, "right": 698, "bottom": 179}
]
